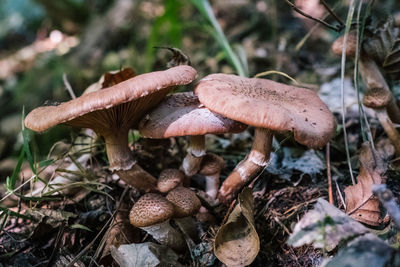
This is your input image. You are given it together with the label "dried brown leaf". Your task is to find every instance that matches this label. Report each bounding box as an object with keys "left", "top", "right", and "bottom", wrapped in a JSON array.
[
  {"left": 214, "top": 187, "right": 260, "bottom": 267},
  {"left": 345, "top": 142, "right": 387, "bottom": 226}
]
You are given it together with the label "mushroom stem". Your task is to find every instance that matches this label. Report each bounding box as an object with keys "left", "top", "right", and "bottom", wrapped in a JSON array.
[
  {"left": 103, "top": 130, "right": 157, "bottom": 192},
  {"left": 139, "top": 220, "right": 186, "bottom": 252},
  {"left": 360, "top": 56, "right": 400, "bottom": 124},
  {"left": 181, "top": 135, "right": 206, "bottom": 176},
  {"left": 205, "top": 173, "right": 220, "bottom": 199},
  {"left": 218, "top": 128, "right": 273, "bottom": 204},
  {"left": 103, "top": 129, "right": 135, "bottom": 171},
  {"left": 375, "top": 109, "right": 400, "bottom": 158}
]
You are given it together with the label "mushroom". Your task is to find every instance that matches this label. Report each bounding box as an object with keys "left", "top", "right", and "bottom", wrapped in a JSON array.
[
  {"left": 195, "top": 74, "right": 337, "bottom": 204},
  {"left": 138, "top": 92, "right": 247, "bottom": 178},
  {"left": 24, "top": 66, "right": 197, "bottom": 192},
  {"left": 198, "top": 153, "right": 224, "bottom": 199},
  {"left": 157, "top": 168, "right": 185, "bottom": 193},
  {"left": 332, "top": 33, "right": 400, "bottom": 156},
  {"left": 129, "top": 193, "right": 186, "bottom": 252},
  {"left": 166, "top": 186, "right": 202, "bottom": 242}
]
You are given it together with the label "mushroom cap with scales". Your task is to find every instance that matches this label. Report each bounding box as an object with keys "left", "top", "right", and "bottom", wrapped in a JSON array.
[
  {"left": 129, "top": 193, "right": 175, "bottom": 228},
  {"left": 138, "top": 91, "right": 247, "bottom": 138},
  {"left": 25, "top": 65, "right": 197, "bottom": 133},
  {"left": 157, "top": 168, "right": 185, "bottom": 193},
  {"left": 195, "top": 74, "right": 337, "bottom": 148},
  {"left": 166, "top": 187, "right": 201, "bottom": 218}
]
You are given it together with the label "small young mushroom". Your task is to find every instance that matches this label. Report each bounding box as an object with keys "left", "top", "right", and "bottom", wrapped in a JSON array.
[
  {"left": 138, "top": 92, "right": 247, "bottom": 177},
  {"left": 195, "top": 74, "right": 337, "bottom": 204},
  {"left": 166, "top": 186, "right": 202, "bottom": 242},
  {"left": 332, "top": 33, "right": 400, "bottom": 156},
  {"left": 331, "top": 33, "right": 400, "bottom": 124},
  {"left": 157, "top": 168, "right": 185, "bottom": 193},
  {"left": 129, "top": 193, "right": 186, "bottom": 252},
  {"left": 198, "top": 153, "right": 224, "bottom": 199},
  {"left": 24, "top": 66, "right": 197, "bottom": 192}
]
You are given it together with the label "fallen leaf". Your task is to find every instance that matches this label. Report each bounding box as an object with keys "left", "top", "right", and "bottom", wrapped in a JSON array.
[
  {"left": 110, "top": 242, "right": 183, "bottom": 267},
  {"left": 288, "top": 198, "right": 368, "bottom": 252},
  {"left": 214, "top": 187, "right": 260, "bottom": 266},
  {"left": 102, "top": 68, "right": 136, "bottom": 88},
  {"left": 26, "top": 208, "right": 77, "bottom": 228},
  {"left": 345, "top": 142, "right": 387, "bottom": 226}
]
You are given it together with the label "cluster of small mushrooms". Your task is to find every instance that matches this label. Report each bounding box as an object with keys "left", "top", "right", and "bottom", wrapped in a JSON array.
[{"left": 24, "top": 61, "right": 337, "bottom": 251}]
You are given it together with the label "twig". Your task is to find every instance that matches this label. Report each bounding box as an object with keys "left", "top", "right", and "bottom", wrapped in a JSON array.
[
  {"left": 63, "top": 73, "right": 76, "bottom": 99},
  {"left": 326, "top": 143, "right": 334, "bottom": 205},
  {"left": 334, "top": 177, "right": 346, "bottom": 209},
  {"left": 373, "top": 184, "right": 400, "bottom": 228},
  {"left": 284, "top": 0, "right": 342, "bottom": 32},
  {"left": 319, "top": 0, "right": 344, "bottom": 26}
]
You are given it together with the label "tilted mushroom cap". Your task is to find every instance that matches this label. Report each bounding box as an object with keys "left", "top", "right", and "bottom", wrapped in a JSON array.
[
  {"left": 130, "top": 193, "right": 175, "bottom": 227},
  {"left": 138, "top": 92, "right": 247, "bottom": 138},
  {"left": 362, "top": 87, "right": 393, "bottom": 109},
  {"left": 25, "top": 66, "right": 197, "bottom": 133},
  {"left": 157, "top": 169, "right": 185, "bottom": 193},
  {"left": 166, "top": 187, "right": 201, "bottom": 218},
  {"left": 199, "top": 153, "right": 224, "bottom": 176},
  {"left": 331, "top": 32, "right": 358, "bottom": 57},
  {"left": 195, "top": 74, "right": 336, "bottom": 148}
]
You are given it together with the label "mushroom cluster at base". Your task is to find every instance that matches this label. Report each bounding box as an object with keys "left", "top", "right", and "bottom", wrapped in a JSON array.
[
  {"left": 195, "top": 74, "right": 337, "bottom": 204},
  {"left": 24, "top": 66, "right": 197, "bottom": 192}
]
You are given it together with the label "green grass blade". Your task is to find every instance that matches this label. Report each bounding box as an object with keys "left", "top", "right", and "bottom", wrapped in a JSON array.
[
  {"left": 191, "top": 0, "right": 247, "bottom": 76},
  {"left": 340, "top": 0, "right": 357, "bottom": 185}
]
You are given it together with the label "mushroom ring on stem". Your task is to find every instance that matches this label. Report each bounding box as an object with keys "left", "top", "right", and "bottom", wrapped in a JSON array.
[
  {"left": 24, "top": 66, "right": 197, "bottom": 192},
  {"left": 195, "top": 74, "right": 337, "bottom": 204},
  {"left": 138, "top": 92, "right": 247, "bottom": 178}
]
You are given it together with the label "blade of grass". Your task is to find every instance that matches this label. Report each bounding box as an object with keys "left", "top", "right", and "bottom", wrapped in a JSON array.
[
  {"left": 340, "top": 0, "right": 357, "bottom": 185},
  {"left": 254, "top": 70, "right": 299, "bottom": 84},
  {"left": 191, "top": 0, "right": 247, "bottom": 76}
]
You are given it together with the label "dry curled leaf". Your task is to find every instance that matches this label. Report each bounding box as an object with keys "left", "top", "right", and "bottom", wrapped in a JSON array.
[
  {"left": 345, "top": 142, "right": 387, "bottom": 227},
  {"left": 214, "top": 187, "right": 260, "bottom": 267}
]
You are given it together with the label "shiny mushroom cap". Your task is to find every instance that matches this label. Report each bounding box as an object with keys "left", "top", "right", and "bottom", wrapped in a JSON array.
[
  {"left": 25, "top": 66, "right": 197, "bottom": 134},
  {"left": 331, "top": 32, "right": 358, "bottom": 57},
  {"left": 157, "top": 169, "right": 185, "bottom": 193},
  {"left": 195, "top": 74, "right": 336, "bottom": 148},
  {"left": 129, "top": 193, "right": 175, "bottom": 227},
  {"left": 138, "top": 92, "right": 247, "bottom": 138},
  {"left": 166, "top": 187, "right": 201, "bottom": 218}
]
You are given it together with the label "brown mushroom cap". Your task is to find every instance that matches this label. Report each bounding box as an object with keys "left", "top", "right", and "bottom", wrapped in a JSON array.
[
  {"left": 157, "top": 169, "right": 185, "bottom": 193},
  {"left": 25, "top": 66, "right": 197, "bottom": 133},
  {"left": 129, "top": 193, "right": 175, "bottom": 227},
  {"left": 331, "top": 32, "right": 358, "bottom": 57},
  {"left": 363, "top": 87, "right": 393, "bottom": 109},
  {"left": 199, "top": 153, "right": 224, "bottom": 176},
  {"left": 195, "top": 74, "right": 336, "bottom": 148},
  {"left": 138, "top": 92, "right": 247, "bottom": 138},
  {"left": 166, "top": 187, "right": 201, "bottom": 218}
]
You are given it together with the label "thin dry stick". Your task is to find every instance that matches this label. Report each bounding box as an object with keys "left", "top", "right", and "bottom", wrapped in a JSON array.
[
  {"left": 326, "top": 143, "right": 333, "bottom": 205},
  {"left": 319, "top": 0, "right": 344, "bottom": 26},
  {"left": 334, "top": 178, "right": 346, "bottom": 209},
  {"left": 63, "top": 73, "right": 76, "bottom": 99},
  {"left": 284, "top": 0, "right": 342, "bottom": 32}
]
